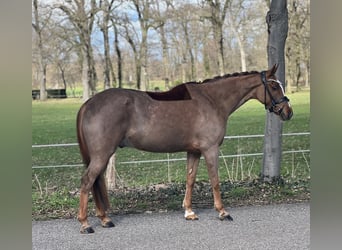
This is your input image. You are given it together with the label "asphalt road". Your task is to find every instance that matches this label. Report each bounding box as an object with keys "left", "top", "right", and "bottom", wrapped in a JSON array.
[{"left": 32, "top": 203, "right": 309, "bottom": 250}]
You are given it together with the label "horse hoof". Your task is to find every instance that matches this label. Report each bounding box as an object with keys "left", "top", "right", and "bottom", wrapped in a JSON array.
[
  {"left": 102, "top": 221, "right": 115, "bottom": 228},
  {"left": 185, "top": 214, "right": 199, "bottom": 220},
  {"left": 219, "top": 212, "right": 233, "bottom": 221},
  {"left": 80, "top": 226, "right": 95, "bottom": 234}
]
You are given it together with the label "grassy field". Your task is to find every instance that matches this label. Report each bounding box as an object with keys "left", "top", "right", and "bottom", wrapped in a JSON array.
[{"left": 32, "top": 90, "right": 310, "bottom": 219}]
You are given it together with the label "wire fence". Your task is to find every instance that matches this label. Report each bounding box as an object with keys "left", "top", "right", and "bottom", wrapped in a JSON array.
[
  {"left": 32, "top": 132, "right": 310, "bottom": 169},
  {"left": 32, "top": 132, "right": 310, "bottom": 189}
]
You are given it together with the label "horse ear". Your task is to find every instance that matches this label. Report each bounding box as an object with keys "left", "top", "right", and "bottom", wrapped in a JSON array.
[{"left": 270, "top": 63, "right": 278, "bottom": 75}]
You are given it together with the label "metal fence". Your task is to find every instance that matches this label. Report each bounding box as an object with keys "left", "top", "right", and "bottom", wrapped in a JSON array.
[{"left": 32, "top": 132, "right": 310, "bottom": 169}]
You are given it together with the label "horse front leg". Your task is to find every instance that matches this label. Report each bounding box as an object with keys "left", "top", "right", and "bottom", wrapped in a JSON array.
[
  {"left": 183, "top": 152, "right": 201, "bottom": 220},
  {"left": 203, "top": 147, "right": 233, "bottom": 221}
]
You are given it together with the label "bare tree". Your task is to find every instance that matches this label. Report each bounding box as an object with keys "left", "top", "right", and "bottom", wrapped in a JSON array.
[
  {"left": 111, "top": 20, "right": 123, "bottom": 88},
  {"left": 166, "top": 2, "right": 205, "bottom": 82},
  {"left": 32, "top": 0, "right": 49, "bottom": 100},
  {"left": 226, "top": 0, "right": 248, "bottom": 72},
  {"left": 122, "top": 15, "right": 141, "bottom": 89},
  {"left": 98, "top": 0, "right": 121, "bottom": 89},
  {"left": 204, "top": 0, "right": 231, "bottom": 76},
  {"left": 34, "top": 0, "right": 308, "bottom": 100},
  {"left": 179, "top": 5, "right": 196, "bottom": 81},
  {"left": 154, "top": 0, "right": 172, "bottom": 89},
  {"left": 110, "top": 20, "right": 122, "bottom": 88},
  {"left": 121, "top": 0, "right": 162, "bottom": 90},
  {"left": 50, "top": 28, "right": 75, "bottom": 90},
  {"left": 262, "top": 0, "right": 288, "bottom": 182},
  {"left": 201, "top": 23, "right": 214, "bottom": 78},
  {"left": 286, "top": 0, "right": 310, "bottom": 91},
  {"left": 57, "top": 0, "right": 98, "bottom": 101}
]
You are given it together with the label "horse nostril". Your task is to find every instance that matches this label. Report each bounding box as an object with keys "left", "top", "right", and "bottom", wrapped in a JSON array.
[{"left": 288, "top": 110, "right": 293, "bottom": 120}]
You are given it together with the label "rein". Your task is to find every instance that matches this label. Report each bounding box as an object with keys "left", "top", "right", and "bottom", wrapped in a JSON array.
[{"left": 260, "top": 71, "right": 289, "bottom": 113}]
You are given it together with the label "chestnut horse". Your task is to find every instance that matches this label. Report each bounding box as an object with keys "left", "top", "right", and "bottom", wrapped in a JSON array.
[{"left": 76, "top": 64, "right": 293, "bottom": 233}]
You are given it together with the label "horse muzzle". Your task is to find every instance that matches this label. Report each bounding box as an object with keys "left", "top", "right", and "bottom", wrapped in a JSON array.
[
  {"left": 268, "top": 96, "right": 293, "bottom": 121},
  {"left": 271, "top": 104, "right": 293, "bottom": 121},
  {"left": 281, "top": 107, "right": 293, "bottom": 121}
]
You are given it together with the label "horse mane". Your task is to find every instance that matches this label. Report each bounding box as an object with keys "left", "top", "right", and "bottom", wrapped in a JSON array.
[
  {"left": 146, "top": 70, "right": 261, "bottom": 101},
  {"left": 186, "top": 70, "right": 260, "bottom": 85}
]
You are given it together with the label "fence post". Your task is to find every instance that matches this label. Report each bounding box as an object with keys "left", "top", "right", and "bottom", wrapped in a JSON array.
[{"left": 105, "top": 154, "right": 116, "bottom": 191}]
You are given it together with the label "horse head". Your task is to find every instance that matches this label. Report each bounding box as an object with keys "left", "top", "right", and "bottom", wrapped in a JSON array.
[{"left": 261, "top": 64, "right": 293, "bottom": 121}]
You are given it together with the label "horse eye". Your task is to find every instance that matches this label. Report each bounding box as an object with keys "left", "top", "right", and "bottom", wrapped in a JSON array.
[{"left": 270, "top": 82, "right": 279, "bottom": 90}]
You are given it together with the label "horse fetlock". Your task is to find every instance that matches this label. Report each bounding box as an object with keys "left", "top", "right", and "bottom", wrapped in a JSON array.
[{"left": 77, "top": 214, "right": 87, "bottom": 223}]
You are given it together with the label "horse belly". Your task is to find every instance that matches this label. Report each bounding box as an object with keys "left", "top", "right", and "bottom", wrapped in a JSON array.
[{"left": 124, "top": 123, "right": 191, "bottom": 153}]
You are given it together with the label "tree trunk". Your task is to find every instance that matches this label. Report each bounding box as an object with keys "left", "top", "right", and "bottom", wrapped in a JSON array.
[
  {"left": 262, "top": 0, "right": 288, "bottom": 182},
  {"left": 39, "top": 64, "right": 48, "bottom": 100},
  {"left": 81, "top": 52, "right": 90, "bottom": 102},
  {"left": 210, "top": 18, "right": 225, "bottom": 76},
  {"left": 33, "top": 0, "right": 47, "bottom": 101},
  {"left": 206, "top": 0, "right": 230, "bottom": 76},
  {"left": 105, "top": 154, "right": 117, "bottom": 191},
  {"left": 58, "top": 0, "right": 97, "bottom": 101},
  {"left": 113, "top": 23, "right": 122, "bottom": 88},
  {"left": 229, "top": 14, "right": 247, "bottom": 72},
  {"left": 182, "top": 21, "right": 195, "bottom": 80},
  {"left": 140, "top": 30, "right": 148, "bottom": 91},
  {"left": 102, "top": 24, "right": 111, "bottom": 90},
  {"left": 160, "top": 24, "right": 170, "bottom": 89},
  {"left": 202, "top": 37, "right": 211, "bottom": 78},
  {"left": 217, "top": 29, "right": 225, "bottom": 76},
  {"left": 58, "top": 63, "right": 67, "bottom": 89},
  {"left": 101, "top": 2, "right": 117, "bottom": 90},
  {"left": 141, "top": 65, "right": 148, "bottom": 91},
  {"left": 87, "top": 43, "right": 97, "bottom": 96},
  {"left": 139, "top": 24, "right": 148, "bottom": 91},
  {"left": 305, "top": 61, "right": 310, "bottom": 88}
]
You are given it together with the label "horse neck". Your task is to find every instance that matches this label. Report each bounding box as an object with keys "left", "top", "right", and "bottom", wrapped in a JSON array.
[{"left": 199, "top": 74, "right": 262, "bottom": 118}]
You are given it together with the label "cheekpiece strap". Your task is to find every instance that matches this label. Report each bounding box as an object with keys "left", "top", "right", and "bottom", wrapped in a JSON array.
[{"left": 261, "top": 71, "right": 267, "bottom": 85}]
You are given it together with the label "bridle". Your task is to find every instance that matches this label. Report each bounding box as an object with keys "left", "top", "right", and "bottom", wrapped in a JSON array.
[{"left": 260, "top": 71, "right": 290, "bottom": 114}]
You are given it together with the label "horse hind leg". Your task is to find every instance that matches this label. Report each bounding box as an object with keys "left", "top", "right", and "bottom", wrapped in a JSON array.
[
  {"left": 93, "top": 173, "right": 115, "bottom": 228},
  {"left": 78, "top": 167, "right": 96, "bottom": 234},
  {"left": 78, "top": 185, "right": 93, "bottom": 233},
  {"left": 78, "top": 157, "right": 114, "bottom": 233}
]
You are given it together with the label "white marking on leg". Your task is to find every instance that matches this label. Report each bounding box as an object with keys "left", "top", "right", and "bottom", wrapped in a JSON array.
[{"left": 184, "top": 210, "right": 195, "bottom": 218}]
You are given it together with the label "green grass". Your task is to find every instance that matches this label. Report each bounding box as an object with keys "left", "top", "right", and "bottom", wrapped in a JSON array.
[
  {"left": 32, "top": 91, "right": 310, "bottom": 186},
  {"left": 32, "top": 91, "right": 310, "bottom": 219}
]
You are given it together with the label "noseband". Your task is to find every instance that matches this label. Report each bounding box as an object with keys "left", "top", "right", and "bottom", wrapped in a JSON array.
[{"left": 261, "top": 71, "right": 289, "bottom": 113}]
